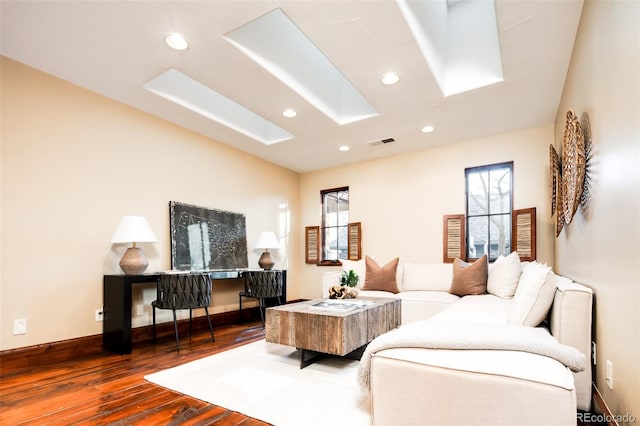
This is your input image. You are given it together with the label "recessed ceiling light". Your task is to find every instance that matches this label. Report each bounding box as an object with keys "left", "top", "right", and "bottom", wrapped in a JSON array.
[
  {"left": 282, "top": 109, "right": 297, "bottom": 118},
  {"left": 165, "top": 33, "right": 189, "bottom": 51},
  {"left": 338, "top": 145, "right": 350, "bottom": 152},
  {"left": 381, "top": 72, "right": 400, "bottom": 85},
  {"left": 421, "top": 125, "right": 435, "bottom": 133}
]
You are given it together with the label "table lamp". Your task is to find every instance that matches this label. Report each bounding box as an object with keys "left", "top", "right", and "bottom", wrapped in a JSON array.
[
  {"left": 255, "top": 231, "right": 279, "bottom": 270},
  {"left": 111, "top": 216, "right": 158, "bottom": 274}
]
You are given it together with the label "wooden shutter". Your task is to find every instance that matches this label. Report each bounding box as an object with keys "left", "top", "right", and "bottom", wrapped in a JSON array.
[
  {"left": 443, "top": 214, "right": 466, "bottom": 263},
  {"left": 305, "top": 226, "right": 320, "bottom": 264},
  {"left": 347, "top": 222, "right": 362, "bottom": 261},
  {"left": 512, "top": 208, "right": 536, "bottom": 261}
]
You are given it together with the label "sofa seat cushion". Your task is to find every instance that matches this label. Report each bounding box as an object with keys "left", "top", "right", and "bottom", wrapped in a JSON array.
[
  {"left": 359, "top": 290, "right": 459, "bottom": 324},
  {"left": 372, "top": 347, "right": 575, "bottom": 390},
  {"left": 358, "top": 289, "right": 458, "bottom": 306},
  {"left": 430, "top": 294, "right": 512, "bottom": 324},
  {"left": 397, "top": 290, "right": 460, "bottom": 304},
  {"left": 357, "top": 290, "right": 401, "bottom": 299},
  {"left": 399, "top": 291, "right": 460, "bottom": 323}
]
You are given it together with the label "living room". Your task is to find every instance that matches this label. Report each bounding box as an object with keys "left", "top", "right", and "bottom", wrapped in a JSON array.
[{"left": 1, "top": 0, "right": 638, "bottom": 424}]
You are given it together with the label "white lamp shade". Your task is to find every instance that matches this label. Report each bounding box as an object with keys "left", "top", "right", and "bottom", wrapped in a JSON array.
[
  {"left": 110, "top": 216, "right": 158, "bottom": 244},
  {"left": 254, "top": 231, "right": 280, "bottom": 249}
]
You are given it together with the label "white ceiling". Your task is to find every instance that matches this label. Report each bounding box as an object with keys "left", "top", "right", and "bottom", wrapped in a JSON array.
[{"left": 0, "top": 0, "right": 583, "bottom": 173}]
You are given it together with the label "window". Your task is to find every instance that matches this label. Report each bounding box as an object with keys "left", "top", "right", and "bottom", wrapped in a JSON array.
[
  {"left": 321, "top": 187, "right": 349, "bottom": 263},
  {"left": 465, "top": 162, "right": 513, "bottom": 261}
]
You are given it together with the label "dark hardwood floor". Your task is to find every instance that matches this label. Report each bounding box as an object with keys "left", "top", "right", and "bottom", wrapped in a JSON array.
[
  {"left": 1, "top": 319, "right": 605, "bottom": 426},
  {"left": 0, "top": 321, "right": 270, "bottom": 425}
]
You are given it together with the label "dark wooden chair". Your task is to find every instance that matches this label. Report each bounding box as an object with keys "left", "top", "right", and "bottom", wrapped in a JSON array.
[
  {"left": 152, "top": 273, "right": 214, "bottom": 351},
  {"left": 239, "top": 270, "right": 284, "bottom": 326}
]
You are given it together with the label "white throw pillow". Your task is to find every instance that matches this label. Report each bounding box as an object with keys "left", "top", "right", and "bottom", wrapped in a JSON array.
[
  {"left": 509, "top": 261, "right": 557, "bottom": 326},
  {"left": 402, "top": 263, "right": 453, "bottom": 292},
  {"left": 487, "top": 251, "right": 522, "bottom": 299},
  {"left": 341, "top": 259, "right": 366, "bottom": 288}
]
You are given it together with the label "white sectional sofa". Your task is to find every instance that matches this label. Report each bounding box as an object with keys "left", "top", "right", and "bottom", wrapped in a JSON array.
[{"left": 322, "top": 254, "right": 593, "bottom": 426}]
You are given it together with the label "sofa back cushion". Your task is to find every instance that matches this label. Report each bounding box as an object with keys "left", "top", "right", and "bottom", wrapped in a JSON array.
[
  {"left": 509, "top": 261, "right": 557, "bottom": 326},
  {"left": 487, "top": 251, "right": 522, "bottom": 299},
  {"left": 401, "top": 263, "right": 453, "bottom": 292}
]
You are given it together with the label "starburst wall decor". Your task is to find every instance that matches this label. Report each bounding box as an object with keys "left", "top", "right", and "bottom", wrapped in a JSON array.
[{"left": 550, "top": 110, "right": 592, "bottom": 237}]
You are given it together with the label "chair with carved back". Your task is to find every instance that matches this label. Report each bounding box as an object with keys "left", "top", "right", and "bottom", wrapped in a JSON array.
[
  {"left": 152, "top": 272, "right": 214, "bottom": 351},
  {"left": 239, "top": 270, "right": 284, "bottom": 326}
]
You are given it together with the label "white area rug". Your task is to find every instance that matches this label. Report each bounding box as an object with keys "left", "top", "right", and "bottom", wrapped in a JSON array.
[{"left": 144, "top": 340, "right": 371, "bottom": 426}]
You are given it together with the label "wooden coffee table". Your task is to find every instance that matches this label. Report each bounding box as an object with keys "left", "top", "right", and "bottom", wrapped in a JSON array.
[{"left": 265, "top": 297, "right": 401, "bottom": 368}]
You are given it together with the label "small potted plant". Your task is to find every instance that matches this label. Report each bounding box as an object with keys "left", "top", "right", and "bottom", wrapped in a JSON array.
[{"left": 340, "top": 269, "right": 359, "bottom": 288}]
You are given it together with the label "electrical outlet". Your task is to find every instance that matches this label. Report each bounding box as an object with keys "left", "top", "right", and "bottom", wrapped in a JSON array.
[
  {"left": 136, "top": 304, "right": 144, "bottom": 316},
  {"left": 95, "top": 309, "right": 104, "bottom": 322},
  {"left": 13, "top": 318, "right": 27, "bottom": 335},
  {"left": 591, "top": 341, "right": 597, "bottom": 365},
  {"left": 606, "top": 360, "right": 613, "bottom": 389}
]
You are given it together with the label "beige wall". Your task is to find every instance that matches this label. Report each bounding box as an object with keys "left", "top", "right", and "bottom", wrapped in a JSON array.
[
  {"left": 299, "top": 125, "right": 555, "bottom": 299},
  {"left": 0, "top": 54, "right": 555, "bottom": 353},
  {"left": 0, "top": 57, "right": 300, "bottom": 351},
  {"left": 553, "top": 0, "right": 639, "bottom": 421}
]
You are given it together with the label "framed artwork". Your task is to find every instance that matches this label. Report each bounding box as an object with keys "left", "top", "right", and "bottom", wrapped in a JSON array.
[
  {"left": 305, "top": 226, "right": 320, "bottom": 264},
  {"left": 169, "top": 201, "right": 248, "bottom": 271},
  {"left": 347, "top": 222, "right": 362, "bottom": 260},
  {"left": 512, "top": 207, "right": 536, "bottom": 261},
  {"left": 443, "top": 214, "right": 466, "bottom": 263}
]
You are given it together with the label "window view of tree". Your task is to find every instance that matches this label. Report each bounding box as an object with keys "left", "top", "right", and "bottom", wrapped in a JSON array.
[
  {"left": 466, "top": 163, "right": 513, "bottom": 261},
  {"left": 321, "top": 187, "right": 349, "bottom": 262}
]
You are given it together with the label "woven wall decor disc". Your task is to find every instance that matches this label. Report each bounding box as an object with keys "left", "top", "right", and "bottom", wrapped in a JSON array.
[
  {"left": 549, "top": 144, "right": 559, "bottom": 216},
  {"left": 562, "top": 110, "right": 586, "bottom": 225},
  {"left": 556, "top": 174, "right": 565, "bottom": 237}
]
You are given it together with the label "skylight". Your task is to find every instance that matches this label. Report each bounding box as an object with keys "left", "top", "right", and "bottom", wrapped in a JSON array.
[
  {"left": 397, "top": 0, "right": 503, "bottom": 97},
  {"left": 224, "top": 8, "right": 379, "bottom": 126},
  {"left": 144, "top": 69, "right": 293, "bottom": 145}
]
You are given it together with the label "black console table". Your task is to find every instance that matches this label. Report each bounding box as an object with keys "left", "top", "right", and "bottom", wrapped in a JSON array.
[
  {"left": 103, "top": 270, "right": 286, "bottom": 354},
  {"left": 103, "top": 273, "right": 161, "bottom": 354}
]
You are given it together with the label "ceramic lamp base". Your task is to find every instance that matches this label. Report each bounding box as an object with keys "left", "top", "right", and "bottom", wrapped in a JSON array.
[
  {"left": 119, "top": 246, "right": 149, "bottom": 274},
  {"left": 258, "top": 250, "right": 274, "bottom": 270}
]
